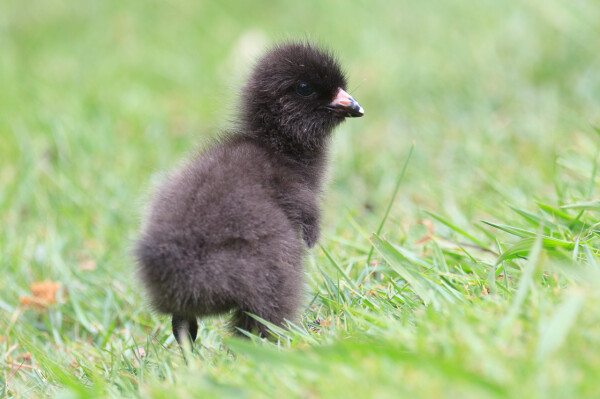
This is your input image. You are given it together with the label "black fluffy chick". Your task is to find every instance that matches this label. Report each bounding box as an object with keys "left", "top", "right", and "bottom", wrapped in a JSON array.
[{"left": 135, "top": 42, "right": 363, "bottom": 348}]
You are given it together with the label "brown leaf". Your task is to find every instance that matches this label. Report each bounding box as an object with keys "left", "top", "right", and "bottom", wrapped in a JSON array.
[
  {"left": 318, "top": 318, "right": 331, "bottom": 327},
  {"left": 20, "top": 281, "right": 61, "bottom": 309},
  {"left": 8, "top": 361, "right": 36, "bottom": 372}
]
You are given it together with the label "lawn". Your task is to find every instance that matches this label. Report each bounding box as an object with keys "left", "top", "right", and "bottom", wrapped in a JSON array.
[{"left": 1, "top": 0, "right": 600, "bottom": 397}]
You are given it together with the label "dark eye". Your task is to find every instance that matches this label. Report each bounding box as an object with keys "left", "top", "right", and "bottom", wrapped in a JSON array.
[{"left": 296, "top": 82, "right": 317, "bottom": 97}]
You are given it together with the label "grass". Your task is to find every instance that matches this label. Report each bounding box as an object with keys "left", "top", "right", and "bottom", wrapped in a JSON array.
[{"left": 1, "top": 0, "right": 600, "bottom": 397}]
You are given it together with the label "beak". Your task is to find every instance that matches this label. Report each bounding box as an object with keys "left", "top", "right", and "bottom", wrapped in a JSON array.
[{"left": 326, "top": 88, "right": 364, "bottom": 118}]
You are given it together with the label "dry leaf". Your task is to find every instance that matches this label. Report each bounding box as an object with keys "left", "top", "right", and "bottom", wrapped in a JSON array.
[
  {"left": 20, "top": 281, "right": 61, "bottom": 309},
  {"left": 8, "top": 361, "right": 36, "bottom": 372},
  {"left": 318, "top": 318, "right": 331, "bottom": 327}
]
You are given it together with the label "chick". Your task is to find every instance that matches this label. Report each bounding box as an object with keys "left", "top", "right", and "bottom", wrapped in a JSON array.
[{"left": 135, "top": 42, "right": 363, "bottom": 348}]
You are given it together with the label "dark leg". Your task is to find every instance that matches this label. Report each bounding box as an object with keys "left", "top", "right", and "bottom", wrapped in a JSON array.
[{"left": 172, "top": 314, "right": 198, "bottom": 350}]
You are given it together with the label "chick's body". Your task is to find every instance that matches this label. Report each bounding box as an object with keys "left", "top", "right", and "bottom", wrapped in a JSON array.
[
  {"left": 138, "top": 138, "right": 310, "bottom": 333},
  {"left": 135, "top": 42, "right": 363, "bottom": 344}
]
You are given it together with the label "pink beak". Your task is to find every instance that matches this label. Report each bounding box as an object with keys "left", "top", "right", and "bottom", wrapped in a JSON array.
[{"left": 327, "top": 88, "right": 364, "bottom": 118}]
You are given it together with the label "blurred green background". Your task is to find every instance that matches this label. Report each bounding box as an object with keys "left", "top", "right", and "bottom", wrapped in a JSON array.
[{"left": 1, "top": 0, "right": 600, "bottom": 397}]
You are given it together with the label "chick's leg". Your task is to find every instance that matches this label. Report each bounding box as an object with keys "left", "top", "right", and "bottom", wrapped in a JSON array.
[{"left": 172, "top": 314, "right": 198, "bottom": 350}]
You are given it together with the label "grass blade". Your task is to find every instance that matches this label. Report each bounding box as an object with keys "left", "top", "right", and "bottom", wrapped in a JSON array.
[
  {"left": 426, "top": 211, "right": 488, "bottom": 247},
  {"left": 499, "top": 235, "right": 543, "bottom": 335},
  {"left": 536, "top": 292, "right": 584, "bottom": 361},
  {"left": 366, "top": 143, "right": 415, "bottom": 264}
]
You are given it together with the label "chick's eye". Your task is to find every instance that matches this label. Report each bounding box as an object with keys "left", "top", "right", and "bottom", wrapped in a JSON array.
[{"left": 296, "top": 82, "right": 316, "bottom": 97}]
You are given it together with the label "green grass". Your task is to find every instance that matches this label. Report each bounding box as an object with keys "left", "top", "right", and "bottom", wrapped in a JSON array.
[{"left": 2, "top": 0, "right": 600, "bottom": 397}]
